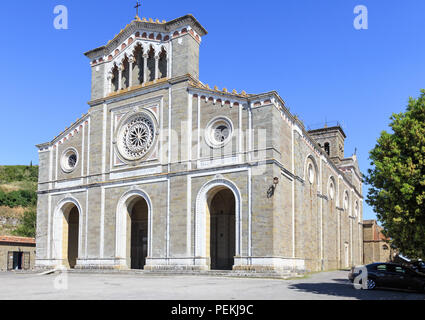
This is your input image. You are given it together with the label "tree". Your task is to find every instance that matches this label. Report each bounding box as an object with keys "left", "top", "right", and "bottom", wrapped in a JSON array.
[
  {"left": 12, "top": 209, "right": 36, "bottom": 238},
  {"left": 367, "top": 90, "right": 425, "bottom": 259}
]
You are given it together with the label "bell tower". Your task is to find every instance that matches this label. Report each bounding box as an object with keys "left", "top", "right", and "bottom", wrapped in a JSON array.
[
  {"left": 308, "top": 125, "right": 346, "bottom": 164},
  {"left": 84, "top": 15, "right": 207, "bottom": 101}
]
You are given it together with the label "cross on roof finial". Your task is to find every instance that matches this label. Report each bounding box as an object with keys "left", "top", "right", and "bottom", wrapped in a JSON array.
[{"left": 134, "top": 1, "right": 141, "bottom": 19}]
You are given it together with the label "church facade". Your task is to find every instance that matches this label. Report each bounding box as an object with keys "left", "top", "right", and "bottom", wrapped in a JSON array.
[{"left": 35, "top": 14, "right": 363, "bottom": 273}]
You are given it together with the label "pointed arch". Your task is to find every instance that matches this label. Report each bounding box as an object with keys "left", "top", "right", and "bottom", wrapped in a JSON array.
[
  {"left": 146, "top": 45, "right": 155, "bottom": 82},
  {"left": 158, "top": 46, "right": 168, "bottom": 79},
  {"left": 110, "top": 63, "right": 119, "bottom": 92},
  {"left": 132, "top": 43, "right": 144, "bottom": 85},
  {"left": 121, "top": 55, "right": 130, "bottom": 89}
]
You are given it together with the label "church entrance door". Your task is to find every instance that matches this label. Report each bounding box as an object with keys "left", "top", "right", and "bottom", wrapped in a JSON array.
[
  {"left": 66, "top": 206, "right": 79, "bottom": 269},
  {"left": 208, "top": 188, "right": 236, "bottom": 270},
  {"left": 129, "top": 198, "right": 149, "bottom": 270}
]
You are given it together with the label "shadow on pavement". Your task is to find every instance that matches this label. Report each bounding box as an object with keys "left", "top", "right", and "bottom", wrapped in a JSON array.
[{"left": 288, "top": 279, "right": 425, "bottom": 300}]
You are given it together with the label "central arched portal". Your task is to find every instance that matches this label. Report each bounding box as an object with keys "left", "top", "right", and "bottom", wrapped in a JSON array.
[
  {"left": 207, "top": 188, "right": 236, "bottom": 270},
  {"left": 127, "top": 197, "right": 149, "bottom": 270},
  {"left": 66, "top": 206, "right": 79, "bottom": 269}
]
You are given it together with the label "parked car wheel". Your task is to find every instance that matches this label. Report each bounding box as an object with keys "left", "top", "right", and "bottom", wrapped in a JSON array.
[{"left": 367, "top": 279, "right": 376, "bottom": 290}]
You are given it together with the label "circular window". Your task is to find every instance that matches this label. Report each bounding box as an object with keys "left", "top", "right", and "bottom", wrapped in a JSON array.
[
  {"left": 308, "top": 164, "right": 315, "bottom": 184},
  {"left": 206, "top": 117, "right": 233, "bottom": 148},
  {"left": 61, "top": 149, "right": 78, "bottom": 173},
  {"left": 116, "top": 112, "right": 156, "bottom": 161},
  {"left": 329, "top": 182, "right": 335, "bottom": 200}
]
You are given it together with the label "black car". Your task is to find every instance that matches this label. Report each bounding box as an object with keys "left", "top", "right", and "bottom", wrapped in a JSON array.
[
  {"left": 348, "top": 263, "right": 425, "bottom": 292},
  {"left": 410, "top": 261, "right": 425, "bottom": 274}
]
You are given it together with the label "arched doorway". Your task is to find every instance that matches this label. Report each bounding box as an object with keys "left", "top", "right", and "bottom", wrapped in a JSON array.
[
  {"left": 207, "top": 187, "right": 236, "bottom": 270},
  {"left": 127, "top": 197, "right": 149, "bottom": 270},
  {"left": 66, "top": 206, "right": 79, "bottom": 269},
  {"left": 116, "top": 190, "right": 152, "bottom": 270},
  {"left": 52, "top": 200, "right": 81, "bottom": 269}
]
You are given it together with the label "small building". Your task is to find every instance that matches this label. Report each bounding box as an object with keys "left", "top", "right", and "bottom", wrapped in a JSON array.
[
  {"left": 0, "top": 236, "right": 36, "bottom": 271},
  {"left": 363, "top": 220, "right": 394, "bottom": 264}
]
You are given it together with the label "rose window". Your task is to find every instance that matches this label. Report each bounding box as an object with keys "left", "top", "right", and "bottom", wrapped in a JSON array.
[
  {"left": 61, "top": 149, "right": 78, "bottom": 173},
  {"left": 206, "top": 117, "right": 233, "bottom": 148},
  {"left": 214, "top": 125, "right": 230, "bottom": 143},
  {"left": 68, "top": 154, "right": 77, "bottom": 168},
  {"left": 117, "top": 113, "right": 155, "bottom": 161}
]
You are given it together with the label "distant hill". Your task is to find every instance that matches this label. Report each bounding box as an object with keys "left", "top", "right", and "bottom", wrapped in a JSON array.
[{"left": 0, "top": 165, "right": 38, "bottom": 236}]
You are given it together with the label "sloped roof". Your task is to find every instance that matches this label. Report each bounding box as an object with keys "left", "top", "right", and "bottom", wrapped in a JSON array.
[
  {"left": 84, "top": 14, "right": 208, "bottom": 59},
  {"left": 0, "top": 236, "right": 36, "bottom": 245}
]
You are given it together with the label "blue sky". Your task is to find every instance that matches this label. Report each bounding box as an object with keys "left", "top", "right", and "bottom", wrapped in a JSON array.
[{"left": 1, "top": 0, "right": 424, "bottom": 221}]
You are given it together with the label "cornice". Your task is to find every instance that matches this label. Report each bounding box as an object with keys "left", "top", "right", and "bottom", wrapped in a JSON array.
[{"left": 84, "top": 14, "right": 207, "bottom": 60}]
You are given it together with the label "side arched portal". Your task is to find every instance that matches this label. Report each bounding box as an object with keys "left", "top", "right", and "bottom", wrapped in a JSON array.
[{"left": 52, "top": 198, "right": 82, "bottom": 269}]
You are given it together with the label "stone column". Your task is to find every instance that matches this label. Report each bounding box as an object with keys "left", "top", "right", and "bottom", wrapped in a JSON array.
[
  {"left": 143, "top": 54, "right": 148, "bottom": 83},
  {"left": 118, "top": 63, "right": 124, "bottom": 91},
  {"left": 107, "top": 70, "right": 113, "bottom": 94},
  {"left": 155, "top": 55, "right": 160, "bottom": 80},
  {"left": 128, "top": 55, "right": 135, "bottom": 88},
  {"left": 166, "top": 57, "right": 170, "bottom": 78}
]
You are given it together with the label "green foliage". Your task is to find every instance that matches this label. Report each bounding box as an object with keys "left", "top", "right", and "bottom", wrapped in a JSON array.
[
  {"left": 12, "top": 209, "right": 36, "bottom": 238},
  {"left": 366, "top": 90, "right": 425, "bottom": 259},
  {"left": 0, "top": 189, "right": 37, "bottom": 208},
  {"left": 0, "top": 166, "right": 38, "bottom": 183}
]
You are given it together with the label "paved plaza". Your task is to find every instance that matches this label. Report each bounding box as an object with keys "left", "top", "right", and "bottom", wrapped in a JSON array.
[{"left": 0, "top": 270, "right": 424, "bottom": 300}]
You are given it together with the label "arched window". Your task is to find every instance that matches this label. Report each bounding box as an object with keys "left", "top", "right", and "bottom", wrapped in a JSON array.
[
  {"left": 343, "top": 191, "right": 349, "bottom": 210},
  {"left": 308, "top": 163, "right": 315, "bottom": 185},
  {"left": 158, "top": 48, "right": 167, "bottom": 79},
  {"left": 121, "top": 57, "right": 130, "bottom": 89},
  {"left": 354, "top": 201, "right": 359, "bottom": 217},
  {"left": 329, "top": 179, "right": 335, "bottom": 200},
  {"left": 111, "top": 65, "right": 119, "bottom": 92},
  {"left": 134, "top": 44, "right": 144, "bottom": 85},
  {"left": 324, "top": 142, "right": 330, "bottom": 156},
  {"left": 147, "top": 47, "right": 155, "bottom": 82}
]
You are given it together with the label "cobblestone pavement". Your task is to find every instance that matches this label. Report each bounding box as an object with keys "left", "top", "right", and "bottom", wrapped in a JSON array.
[{"left": 0, "top": 270, "right": 424, "bottom": 300}]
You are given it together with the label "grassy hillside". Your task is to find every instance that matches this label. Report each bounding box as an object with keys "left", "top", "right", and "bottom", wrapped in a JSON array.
[{"left": 0, "top": 165, "right": 38, "bottom": 236}]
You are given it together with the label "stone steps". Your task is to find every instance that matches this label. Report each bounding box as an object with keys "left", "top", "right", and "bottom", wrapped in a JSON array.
[
  {"left": 12, "top": 268, "right": 303, "bottom": 279},
  {"left": 63, "top": 269, "right": 301, "bottom": 279}
]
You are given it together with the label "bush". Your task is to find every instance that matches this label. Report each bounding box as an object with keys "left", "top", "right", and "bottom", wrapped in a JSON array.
[
  {"left": 0, "top": 189, "right": 37, "bottom": 208},
  {"left": 12, "top": 209, "right": 36, "bottom": 238},
  {"left": 0, "top": 166, "right": 38, "bottom": 183}
]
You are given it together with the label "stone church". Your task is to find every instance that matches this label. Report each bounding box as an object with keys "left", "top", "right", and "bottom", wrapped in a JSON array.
[{"left": 35, "top": 14, "right": 363, "bottom": 273}]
